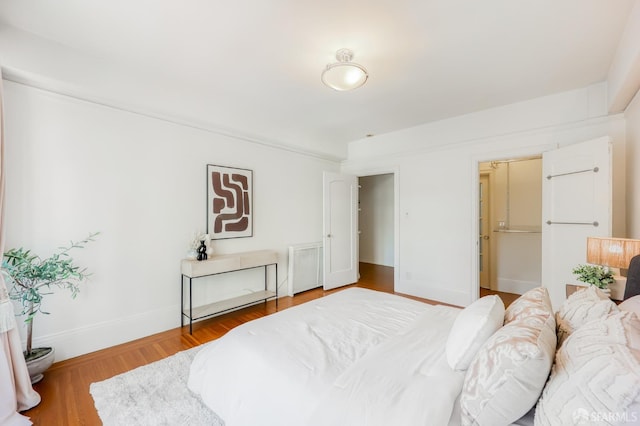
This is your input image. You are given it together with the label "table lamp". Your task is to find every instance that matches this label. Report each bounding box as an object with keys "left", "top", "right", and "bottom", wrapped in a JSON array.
[{"left": 586, "top": 237, "right": 640, "bottom": 300}]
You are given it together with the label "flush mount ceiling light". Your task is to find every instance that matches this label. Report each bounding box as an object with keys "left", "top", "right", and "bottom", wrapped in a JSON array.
[{"left": 321, "top": 48, "right": 368, "bottom": 91}]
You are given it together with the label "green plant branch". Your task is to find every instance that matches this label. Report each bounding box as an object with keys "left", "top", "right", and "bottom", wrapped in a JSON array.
[
  {"left": 2, "top": 232, "right": 99, "bottom": 356},
  {"left": 572, "top": 264, "right": 614, "bottom": 289}
]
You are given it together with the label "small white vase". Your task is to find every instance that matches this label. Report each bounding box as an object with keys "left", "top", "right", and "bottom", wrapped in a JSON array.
[{"left": 204, "top": 234, "right": 213, "bottom": 256}]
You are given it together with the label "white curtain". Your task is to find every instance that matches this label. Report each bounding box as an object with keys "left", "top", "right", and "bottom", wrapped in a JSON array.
[{"left": 0, "top": 69, "right": 41, "bottom": 425}]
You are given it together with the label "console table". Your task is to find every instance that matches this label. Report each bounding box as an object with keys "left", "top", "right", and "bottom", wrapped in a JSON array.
[{"left": 181, "top": 250, "right": 278, "bottom": 333}]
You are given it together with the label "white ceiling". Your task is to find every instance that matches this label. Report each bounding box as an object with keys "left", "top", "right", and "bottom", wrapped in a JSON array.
[{"left": 0, "top": 0, "right": 635, "bottom": 159}]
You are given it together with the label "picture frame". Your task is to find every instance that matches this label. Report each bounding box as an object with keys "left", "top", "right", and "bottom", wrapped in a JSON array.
[{"left": 206, "top": 164, "right": 253, "bottom": 239}]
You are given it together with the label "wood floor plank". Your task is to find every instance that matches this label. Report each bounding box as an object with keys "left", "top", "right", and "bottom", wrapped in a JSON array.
[{"left": 20, "top": 263, "right": 517, "bottom": 425}]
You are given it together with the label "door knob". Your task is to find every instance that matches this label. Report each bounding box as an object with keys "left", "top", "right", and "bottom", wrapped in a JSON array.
[
  {"left": 482, "top": 235, "right": 490, "bottom": 240},
  {"left": 326, "top": 234, "right": 332, "bottom": 238}
]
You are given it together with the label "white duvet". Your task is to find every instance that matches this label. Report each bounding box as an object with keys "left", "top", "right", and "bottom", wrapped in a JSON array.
[{"left": 188, "top": 288, "right": 464, "bottom": 426}]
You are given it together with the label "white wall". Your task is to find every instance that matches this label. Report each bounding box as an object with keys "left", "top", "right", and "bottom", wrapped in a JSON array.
[
  {"left": 607, "top": 0, "right": 640, "bottom": 113},
  {"left": 626, "top": 89, "right": 640, "bottom": 238},
  {"left": 358, "top": 174, "right": 394, "bottom": 266},
  {"left": 343, "top": 85, "right": 626, "bottom": 307},
  {"left": 3, "top": 80, "right": 339, "bottom": 361}
]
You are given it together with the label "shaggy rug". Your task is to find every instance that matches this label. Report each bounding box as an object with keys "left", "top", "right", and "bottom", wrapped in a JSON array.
[{"left": 90, "top": 346, "right": 224, "bottom": 426}]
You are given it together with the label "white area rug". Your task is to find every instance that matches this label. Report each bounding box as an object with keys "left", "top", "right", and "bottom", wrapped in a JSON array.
[{"left": 90, "top": 346, "right": 224, "bottom": 426}]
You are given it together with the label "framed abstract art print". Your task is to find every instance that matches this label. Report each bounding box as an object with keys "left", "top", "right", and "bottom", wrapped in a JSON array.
[{"left": 206, "top": 164, "right": 253, "bottom": 239}]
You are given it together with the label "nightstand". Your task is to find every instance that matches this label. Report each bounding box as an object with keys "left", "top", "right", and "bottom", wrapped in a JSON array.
[{"left": 565, "top": 284, "right": 623, "bottom": 304}]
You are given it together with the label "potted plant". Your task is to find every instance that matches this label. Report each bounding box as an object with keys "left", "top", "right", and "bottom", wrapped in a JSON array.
[
  {"left": 1, "top": 232, "right": 98, "bottom": 383},
  {"left": 572, "top": 264, "right": 614, "bottom": 295}
]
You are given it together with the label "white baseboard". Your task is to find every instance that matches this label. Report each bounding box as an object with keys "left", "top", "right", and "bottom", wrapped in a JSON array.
[
  {"left": 29, "top": 305, "right": 180, "bottom": 362},
  {"left": 496, "top": 278, "right": 539, "bottom": 295},
  {"left": 359, "top": 258, "right": 394, "bottom": 267},
  {"left": 396, "top": 280, "right": 468, "bottom": 307}
]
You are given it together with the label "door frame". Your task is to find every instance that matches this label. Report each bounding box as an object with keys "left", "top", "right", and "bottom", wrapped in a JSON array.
[
  {"left": 470, "top": 145, "right": 550, "bottom": 302},
  {"left": 479, "top": 172, "right": 492, "bottom": 289},
  {"left": 344, "top": 166, "right": 400, "bottom": 289}
]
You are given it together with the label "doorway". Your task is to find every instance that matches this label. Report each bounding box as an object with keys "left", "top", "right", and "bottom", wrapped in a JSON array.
[
  {"left": 478, "top": 157, "right": 542, "bottom": 296},
  {"left": 472, "top": 137, "right": 613, "bottom": 308},
  {"left": 358, "top": 173, "right": 395, "bottom": 291},
  {"left": 322, "top": 170, "right": 398, "bottom": 292}
]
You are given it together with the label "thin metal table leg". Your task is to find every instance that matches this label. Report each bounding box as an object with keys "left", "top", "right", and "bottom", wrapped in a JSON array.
[{"left": 189, "top": 277, "right": 193, "bottom": 334}]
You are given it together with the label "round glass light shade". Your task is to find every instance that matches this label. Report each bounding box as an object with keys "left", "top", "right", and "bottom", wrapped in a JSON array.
[
  {"left": 321, "top": 63, "right": 368, "bottom": 91},
  {"left": 321, "top": 49, "right": 368, "bottom": 91}
]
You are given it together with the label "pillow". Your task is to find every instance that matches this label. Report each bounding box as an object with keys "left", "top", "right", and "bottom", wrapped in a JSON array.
[
  {"left": 535, "top": 311, "right": 640, "bottom": 426},
  {"left": 504, "top": 286, "right": 553, "bottom": 324},
  {"left": 446, "top": 295, "right": 505, "bottom": 371},
  {"left": 619, "top": 294, "right": 640, "bottom": 317},
  {"left": 555, "top": 285, "right": 619, "bottom": 347},
  {"left": 460, "top": 287, "right": 556, "bottom": 426}
]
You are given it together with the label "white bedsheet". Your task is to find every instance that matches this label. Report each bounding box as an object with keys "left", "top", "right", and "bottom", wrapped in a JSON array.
[
  {"left": 309, "top": 304, "right": 464, "bottom": 426},
  {"left": 188, "top": 287, "right": 463, "bottom": 426}
]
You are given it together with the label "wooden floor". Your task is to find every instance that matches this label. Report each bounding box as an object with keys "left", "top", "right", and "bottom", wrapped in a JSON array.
[{"left": 22, "top": 263, "right": 519, "bottom": 425}]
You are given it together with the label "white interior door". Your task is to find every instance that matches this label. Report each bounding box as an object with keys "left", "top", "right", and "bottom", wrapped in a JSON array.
[
  {"left": 323, "top": 171, "right": 358, "bottom": 290},
  {"left": 542, "top": 136, "right": 612, "bottom": 309}
]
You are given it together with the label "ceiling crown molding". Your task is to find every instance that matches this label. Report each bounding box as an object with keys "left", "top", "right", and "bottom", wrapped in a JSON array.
[{"left": 1, "top": 66, "right": 344, "bottom": 164}]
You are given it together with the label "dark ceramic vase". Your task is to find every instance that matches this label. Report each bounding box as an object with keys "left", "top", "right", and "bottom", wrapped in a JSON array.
[{"left": 197, "top": 240, "right": 208, "bottom": 261}]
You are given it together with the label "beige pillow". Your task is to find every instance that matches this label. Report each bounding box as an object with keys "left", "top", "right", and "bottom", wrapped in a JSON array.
[
  {"left": 446, "top": 295, "right": 505, "bottom": 371},
  {"left": 619, "top": 295, "right": 640, "bottom": 317},
  {"left": 555, "top": 285, "right": 619, "bottom": 347},
  {"left": 535, "top": 311, "right": 640, "bottom": 426},
  {"left": 460, "top": 287, "right": 557, "bottom": 426},
  {"left": 504, "top": 286, "right": 553, "bottom": 324}
]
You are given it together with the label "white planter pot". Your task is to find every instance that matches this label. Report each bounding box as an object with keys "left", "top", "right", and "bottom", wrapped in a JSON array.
[{"left": 25, "top": 347, "right": 55, "bottom": 384}]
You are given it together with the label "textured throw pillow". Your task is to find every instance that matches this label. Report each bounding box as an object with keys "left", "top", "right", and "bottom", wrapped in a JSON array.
[
  {"left": 555, "top": 285, "right": 619, "bottom": 347},
  {"left": 619, "top": 294, "right": 640, "bottom": 317},
  {"left": 460, "top": 287, "right": 557, "bottom": 426},
  {"left": 535, "top": 311, "right": 640, "bottom": 426},
  {"left": 446, "top": 295, "right": 505, "bottom": 371}
]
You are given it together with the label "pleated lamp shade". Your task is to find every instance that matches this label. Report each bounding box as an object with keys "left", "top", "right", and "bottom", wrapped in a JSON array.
[{"left": 586, "top": 237, "right": 640, "bottom": 269}]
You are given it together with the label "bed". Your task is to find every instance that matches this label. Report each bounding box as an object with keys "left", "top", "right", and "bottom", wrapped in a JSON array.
[{"left": 188, "top": 286, "right": 640, "bottom": 426}]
